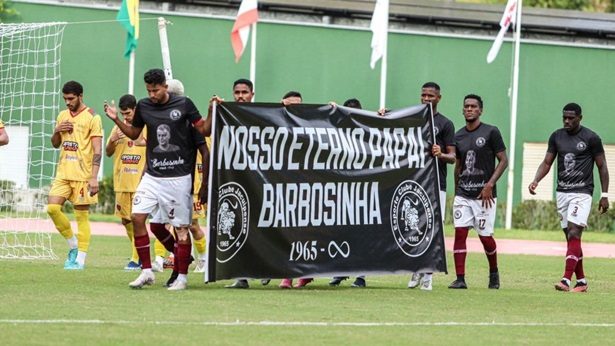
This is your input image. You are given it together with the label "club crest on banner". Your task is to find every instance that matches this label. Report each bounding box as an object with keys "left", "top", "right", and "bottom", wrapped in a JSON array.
[
  {"left": 390, "top": 180, "right": 435, "bottom": 257},
  {"left": 216, "top": 182, "right": 249, "bottom": 263}
]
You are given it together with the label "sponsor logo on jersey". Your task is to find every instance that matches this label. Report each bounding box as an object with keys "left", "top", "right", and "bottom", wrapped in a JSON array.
[
  {"left": 170, "top": 109, "right": 182, "bottom": 120},
  {"left": 390, "top": 180, "right": 435, "bottom": 258},
  {"left": 216, "top": 182, "right": 250, "bottom": 263},
  {"left": 62, "top": 141, "right": 79, "bottom": 151},
  {"left": 121, "top": 154, "right": 142, "bottom": 164},
  {"left": 576, "top": 141, "right": 587, "bottom": 151},
  {"left": 197, "top": 163, "right": 203, "bottom": 174},
  {"left": 476, "top": 137, "right": 486, "bottom": 147}
]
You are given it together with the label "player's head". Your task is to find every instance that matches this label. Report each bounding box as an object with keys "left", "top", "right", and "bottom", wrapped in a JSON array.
[
  {"left": 282, "top": 91, "right": 302, "bottom": 105},
  {"left": 465, "top": 150, "right": 476, "bottom": 169},
  {"left": 564, "top": 153, "right": 576, "bottom": 172},
  {"left": 233, "top": 79, "right": 254, "bottom": 103},
  {"left": 562, "top": 102, "right": 582, "bottom": 133},
  {"left": 156, "top": 124, "right": 171, "bottom": 148},
  {"left": 343, "top": 98, "right": 362, "bottom": 109},
  {"left": 118, "top": 94, "right": 137, "bottom": 124},
  {"left": 421, "top": 82, "right": 441, "bottom": 110},
  {"left": 463, "top": 94, "right": 483, "bottom": 123},
  {"left": 166, "top": 79, "right": 185, "bottom": 96},
  {"left": 62, "top": 81, "right": 84, "bottom": 112},
  {"left": 143, "top": 68, "right": 169, "bottom": 104}
]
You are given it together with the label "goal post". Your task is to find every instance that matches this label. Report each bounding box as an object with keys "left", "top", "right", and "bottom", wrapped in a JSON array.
[{"left": 0, "top": 22, "right": 67, "bottom": 260}]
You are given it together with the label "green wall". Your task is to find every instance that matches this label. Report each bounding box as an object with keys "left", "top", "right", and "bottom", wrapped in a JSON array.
[{"left": 10, "top": 2, "right": 615, "bottom": 206}]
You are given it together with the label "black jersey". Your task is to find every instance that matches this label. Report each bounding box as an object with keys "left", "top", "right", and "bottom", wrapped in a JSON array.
[
  {"left": 133, "top": 94, "right": 203, "bottom": 177},
  {"left": 547, "top": 126, "right": 604, "bottom": 195},
  {"left": 434, "top": 112, "right": 455, "bottom": 191},
  {"left": 455, "top": 122, "right": 506, "bottom": 199}
]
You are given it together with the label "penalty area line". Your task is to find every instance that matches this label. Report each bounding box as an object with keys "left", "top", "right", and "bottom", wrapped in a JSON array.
[{"left": 0, "top": 320, "right": 615, "bottom": 327}]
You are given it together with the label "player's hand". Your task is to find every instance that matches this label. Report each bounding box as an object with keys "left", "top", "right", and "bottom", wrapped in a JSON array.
[
  {"left": 103, "top": 100, "right": 118, "bottom": 121},
  {"left": 209, "top": 95, "right": 223, "bottom": 107},
  {"left": 478, "top": 183, "right": 495, "bottom": 209},
  {"left": 377, "top": 108, "right": 388, "bottom": 116},
  {"left": 54, "top": 121, "right": 73, "bottom": 134},
  {"left": 432, "top": 144, "right": 442, "bottom": 158},
  {"left": 528, "top": 181, "right": 538, "bottom": 195},
  {"left": 88, "top": 177, "right": 99, "bottom": 196},
  {"left": 599, "top": 197, "right": 609, "bottom": 214}
]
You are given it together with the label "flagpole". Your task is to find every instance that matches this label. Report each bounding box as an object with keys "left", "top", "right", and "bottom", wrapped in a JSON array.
[
  {"left": 379, "top": 41, "right": 388, "bottom": 110},
  {"left": 128, "top": 50, "right": 135, "bottom": 94},
  {"left": 505, "top": 0, "right": 522, "bottom": 230},
  {"left": 250, "top": 23, "right": 257, "bottom": 101},
  {"left": 158, "top": 17, "right": 173, "bottom": 80}
]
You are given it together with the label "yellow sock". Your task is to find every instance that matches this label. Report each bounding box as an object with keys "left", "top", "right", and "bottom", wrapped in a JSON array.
[
  {"left": 75, "top": 209, "right": 91, "bottom": 253},
  {"left": 47, "top": 204, "right": 73, "bottom": 239},
  {"left": 193, "top": 235, "right": 206, "bottom": 256},
  {"left": 124, "top": 222, "right": 139, "bottom": 262},
  {"left": 154, "top": 239, "right": 167, "bottom": 258}
]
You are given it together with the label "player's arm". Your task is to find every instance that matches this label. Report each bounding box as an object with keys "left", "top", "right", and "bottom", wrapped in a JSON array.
[
  {"left": 198, "top": 142, "right": 210, "bottom": 205},
  {"left": 595, "top": 152, "right": 610, "bottom": 214},
  {"left": 105, "top": 127, "right": 120, "bottom": 157},
  {"left": 103, "top": 101, "right": 142, "bottom": 140},
  {"left": 479, "top": 150, "right": 508, "bottom": 209},
  {"left": 89, "top": 136, "right": 102, "bottom": 196},
  {"left": 454, "top": 157, "right": 462, "bottom": 192},
  {"left": 432, "top": 144, "right": 456, "bottom": 164},
  {"left": 202, "top": 95, "right": 224, "bottom": 137},
  {"left": 528, "top": 152, "right": 555, "bottom": 195},
  {"left": 0, "top": 127, "right": 8, "bottom": 146}
]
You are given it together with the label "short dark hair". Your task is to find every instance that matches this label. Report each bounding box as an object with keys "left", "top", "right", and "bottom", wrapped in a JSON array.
[
  {"left": 563, "top": 102, "right": 582, "bottom": 116},
  {"left": 422, "top": 82, "right": 440, "bottom": 91},
  {"left": 119, "top": 94, "right": 137, "bottom": 110},
  {"left": 233, "top": 78, "right": 253, "bottom": 92},
  {"left": 464, "top": 94, "right": 483, "bottom": 108},
  {"left": 62, "top": 81, "right": 83, "bottom": 95},
  {"left": 144, "top": 69, "right": 166, "bottom": 85},
  {"left": 283, "top": 91, "right": 302, "bottom": 100},
  {"left": 343, "top": 98, "right": 362, "bottom": 109}
]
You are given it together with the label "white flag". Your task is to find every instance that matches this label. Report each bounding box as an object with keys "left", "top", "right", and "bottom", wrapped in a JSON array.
[
  {"left": 370, "top": 0, "right": 389, "bottom": 69},
  {"left": 487, "top": 0, "right": 517, "bottom": 64},
  {"left": 231, "top": 0, "right": 258, "bottom": 63}
]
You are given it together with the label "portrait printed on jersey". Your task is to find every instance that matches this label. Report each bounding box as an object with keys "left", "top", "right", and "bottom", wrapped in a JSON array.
[{"left": 153, "top": 124, "right": 180, "bottom": 153}]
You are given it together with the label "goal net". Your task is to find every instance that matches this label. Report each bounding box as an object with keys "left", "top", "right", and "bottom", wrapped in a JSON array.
[{"left": 0, "top": 22, "right": 67, "bottom": 259}]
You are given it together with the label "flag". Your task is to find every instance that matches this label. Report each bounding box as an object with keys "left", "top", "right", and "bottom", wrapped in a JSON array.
[
  {"left": 370, "top": 0, "right": 389, "bottom": 69},
  {"left": 487, "top": 0, "right": 517, "bottom": 64},
  {"left": 117, "top": 0, "right": 140, "bottom": 58},
  {"left": 231, "top": 0, "right": 259, "bottom": 63}
]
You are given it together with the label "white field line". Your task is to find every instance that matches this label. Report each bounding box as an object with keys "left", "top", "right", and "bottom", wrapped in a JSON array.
[{"left": 1, "top": 320, "right": 614, "bottom": 327}]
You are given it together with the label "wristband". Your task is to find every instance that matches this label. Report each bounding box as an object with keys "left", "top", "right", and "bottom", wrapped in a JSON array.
[{"left": 602, "top": 192, "right": 609, "bottom": 198}]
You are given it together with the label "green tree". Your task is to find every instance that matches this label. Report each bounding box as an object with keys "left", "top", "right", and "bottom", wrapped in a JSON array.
[{"left": 0, "top": 0, "right": 19, "bottom": 22}]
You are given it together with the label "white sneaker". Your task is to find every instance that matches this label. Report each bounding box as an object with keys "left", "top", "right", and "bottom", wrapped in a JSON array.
[
  {"left": 420, "top": 277, "right": 433, "bottom": 291},
  {"left": 193, "top": 259, "right": 206, "bottom": 273},
  {"left": 129, "top": 270, "right": 155, "bottom": 288},
  {"left": 151, "top": 261, "right": 164, "bottom": 273},
  {"left": 408, "top": 273, "right": 423, "bottom": 288},
  {"left": 168, "top": 279, "right": 187, "bottom": 291}
]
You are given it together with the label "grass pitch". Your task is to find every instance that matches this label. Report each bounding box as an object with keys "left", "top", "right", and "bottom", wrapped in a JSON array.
[{"left": 2, "top": 234, "right": 615, "bottom": 345}]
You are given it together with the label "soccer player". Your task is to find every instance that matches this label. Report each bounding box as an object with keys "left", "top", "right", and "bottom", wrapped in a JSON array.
[
  {"left": 104, "top": 69, "right": 209, "bottom": 291},
  {"left": 528, "top": 102, "right": 609, "bottom": 293},
  {"left": 277, "top": 91, "right": 313, "bottom": 289},
  {"left": 166, "top": 79, "right": 207, "bottom": 274},
  {"left": 47, "top": 81, "right": 103, "bottom": 270},
  {"left": 0, "top": 119, "right": 8, "bottom": 146},
  {"left": 407, "top": 82, "right": 456, "bottom": 291},
  {"left": 449, "top": 94, "right": 508, "bottom": 290},
  {"left": 329, "top": 98, "right": 368, "bottom": 289},
  {"left": 105, "top": 94, "right": 166, "bottom": 272}
]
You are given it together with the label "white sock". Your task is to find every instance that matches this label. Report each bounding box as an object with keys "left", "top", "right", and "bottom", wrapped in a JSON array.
[
  {"left": 177, "top": 274, "right": 188, "bottom": 283},
  {"left": 423, "top": 273, "right": 433, "bottom": 281},
  {"left": 76, "top": 251, "right": 87, "bottom": 266},
  {"left": 577, "top": 278, "right": 587, "bottom": 284},
  {"left": 142, "top": 268, "right": 153, "bottom": 275},
  {"left": 67, "top": 236, "right": 78, "bottom": 249}
]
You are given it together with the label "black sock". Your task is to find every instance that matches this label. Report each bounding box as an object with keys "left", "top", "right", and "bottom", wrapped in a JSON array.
[{"left": 456, "top": 274, "right": 465, "bottom": 282}]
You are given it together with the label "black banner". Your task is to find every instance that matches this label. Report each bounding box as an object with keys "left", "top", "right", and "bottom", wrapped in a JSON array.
[{"left": 206, "top": 103, "right": 446, "bottom": 281}]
